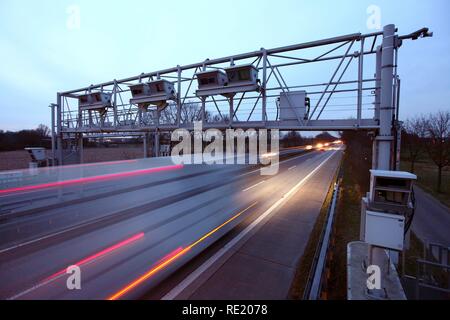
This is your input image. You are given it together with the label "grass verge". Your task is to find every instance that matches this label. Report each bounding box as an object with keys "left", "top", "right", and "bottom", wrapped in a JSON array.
[
  {"left": 401, "top": 158, "right": 450, "bottom": 209},
  {"left": 288, "top": 165, "right": 339, "bottom": 299}
]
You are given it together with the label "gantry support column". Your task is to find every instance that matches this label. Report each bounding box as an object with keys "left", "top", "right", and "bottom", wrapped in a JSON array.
[
  {"left": 143, "top": 132, "right": 148, "bottom": 158},
  {"left": 369, "top": 24, "right": 398, "bottom": 297},
  {"left": 376, "top": 24, "right": 396, "bottom": 170},
  {"left": 262, "top": 48, "right": 267, "bottom": 123},
  {"left": 154, "top": 130, "right": 160, "bottom": 158}
]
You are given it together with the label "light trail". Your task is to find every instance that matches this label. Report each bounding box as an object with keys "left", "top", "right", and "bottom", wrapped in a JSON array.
[
  {"left": 44, "top": 232, "right": 145, "bottom": 281},
  {"left": 8, "top": 232, "right": 145, "bottom": 300},
  {"left": 162, "top": 149, "right": 340, "bottom": 300},
  {"left": 0, "top": 164, "right": 183, "bottom": 195},
  {"left": 41, "top": 159, "right": 139, "bottom": 171},
  {"left": 108, "top": 202, "right": 258, "bottom": 300}
]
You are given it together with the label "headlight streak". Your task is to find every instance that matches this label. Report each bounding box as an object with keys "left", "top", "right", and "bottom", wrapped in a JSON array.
[{"left": 107, "top": 202, "right": 258, "bottom": 300}]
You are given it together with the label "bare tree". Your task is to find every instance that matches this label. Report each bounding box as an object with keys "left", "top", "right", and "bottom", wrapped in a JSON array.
[
  {"left": 282, "top": 131, "right": 304, "bottom": 148},
  {"left": 402, "top": 116, "right": 427, "bottom": 173},
  {"left": 424, "top": 110, "right": 450, "bottom": 192},
  {"left": 160, "top": 101, "right": 214, "bottom": 124},
  {"left": 36, "top": 124, "right": 51, "bottom": 137},
  {"left": 160, "top": 103, "right": 178, "bottom": 124}
]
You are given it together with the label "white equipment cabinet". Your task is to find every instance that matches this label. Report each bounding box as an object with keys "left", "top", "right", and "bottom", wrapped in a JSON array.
[
  {"left": 78, "top": 92, "right": 112, "bottom": 111},
  {"left": 360, "top": 170, "right": 416, "bottom": 251},
  {"left": 195, "top": 64, "right": 260, "bottom": 97},
  {"left": 279, "top": 90, "right": 310, "bottom": 121},
  {"left": 129, "top": 79, "right": 176, "bottom": 110}
]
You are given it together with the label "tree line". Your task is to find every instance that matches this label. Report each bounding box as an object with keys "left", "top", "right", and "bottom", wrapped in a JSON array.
[
  {"left": 0, "top": 124, "right": 51, "bottom": 152},
  {"left": 402, "top": 110, "right": 450, "bottom": 192}
]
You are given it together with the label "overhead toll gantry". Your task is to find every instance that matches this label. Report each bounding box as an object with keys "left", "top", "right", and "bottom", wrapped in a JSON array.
[{"left": 50, "top": 25, "right": 432, "bottom": 164}]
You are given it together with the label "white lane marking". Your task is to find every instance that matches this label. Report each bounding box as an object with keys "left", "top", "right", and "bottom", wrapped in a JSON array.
[
  {"left": 161, "top": 149, "right": 339, "bottom": 300},
  {"left": 7, "top": 265, "right": 73, "bottom": 300},
  {"left": 0, "top": 213, "right": 109, "bottom": 254},
  {"left": 236, "top": 150, "right": 316, "bottom": 179},
  {"left": 288, "top": 165, "right": 297, "bottom": 171},
  {"left": 242, "top": 180, "right": 265, "bottom": 192}
]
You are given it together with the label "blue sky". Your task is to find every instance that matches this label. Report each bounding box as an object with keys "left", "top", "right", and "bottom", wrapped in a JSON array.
[{"left": 0, "top": 0, "right": 449, "bottom": 131}]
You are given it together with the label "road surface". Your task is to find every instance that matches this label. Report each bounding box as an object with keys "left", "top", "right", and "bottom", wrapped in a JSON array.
[
  {"left": 0, "top": 148, "right": 342, "bottom": 300},
  {"left": 411, "top": 186, "right": 450, "bottom": 247}
]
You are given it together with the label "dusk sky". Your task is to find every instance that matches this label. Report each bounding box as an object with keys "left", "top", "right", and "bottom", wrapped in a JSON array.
[{"left": 0, "top": 0, "right": 449, "bottom": 131}]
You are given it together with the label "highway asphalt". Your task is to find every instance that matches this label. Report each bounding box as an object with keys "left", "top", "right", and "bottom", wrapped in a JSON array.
[{"left": 0, "top": 148, "right": 342, "bottom": 300}]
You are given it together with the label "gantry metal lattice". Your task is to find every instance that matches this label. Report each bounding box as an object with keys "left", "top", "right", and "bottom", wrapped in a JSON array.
[{"left": 49, "top": 25, "right": 432, "bottom": 165}]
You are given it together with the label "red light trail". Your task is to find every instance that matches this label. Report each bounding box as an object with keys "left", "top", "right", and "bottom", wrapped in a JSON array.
[{"left": 0, "top": 164, "right": 183, "bottom": 195}]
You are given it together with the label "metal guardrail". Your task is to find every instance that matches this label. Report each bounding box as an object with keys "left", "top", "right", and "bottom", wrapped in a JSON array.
[
  {"left": 304, "top": 181, "right": 340, "bottom": 300},
  {"left": 403, "top": 242, "right": 450, "bottom": 299}
]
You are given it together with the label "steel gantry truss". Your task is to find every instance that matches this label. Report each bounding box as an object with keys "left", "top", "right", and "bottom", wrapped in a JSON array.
[{"left": 49, "top": 24, "right": 431, "bottom": 166}]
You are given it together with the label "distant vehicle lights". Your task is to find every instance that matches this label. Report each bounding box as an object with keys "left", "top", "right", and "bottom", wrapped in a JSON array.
[{"left": 261, "top": 152, "right": 278, "bottom": 158}]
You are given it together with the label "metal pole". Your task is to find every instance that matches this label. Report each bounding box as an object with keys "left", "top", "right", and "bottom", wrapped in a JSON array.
[
  {"left": 372, "top": 139, "right": 377, "bottom": 169},
  {"left": 79, "top": 133, "right": 84, "bottom": 164},
  {"left": 49, "top": 104, "right": 56, "bottom": 166},
  {"left": 113, "top": 80, "right": 118, "bottom": 127},
  {"left": 357, "top": 38, "right": 365, "bottom": 126},
  {"left": 56, "top": 93, "right": 63, "bottom": 165},
  {"left": 143, "top": 132, "right": 148, "bottom": 158},
  {"left": 154, "top": 108, "right": 160, "bottom": 157},
  {"left": 377, "top": 24, "right": 396, "bottom": 170},
  {"left": 201, "top": 97, "right": 206, "bottom": 124},
  {"left": 374, "top": 46, "right": 382, "bottom": 121},
  {"left": 395, "top": 123, "right": 402, "bottom": 170},
  {"left": 262, "top": 49, "right": 267, "bottom": 122},
  {"left": 369, "top": 24, "right": 397, "bottom": 298},
  {"left": 177, "top": 65, "right": 182, "bottom": 127},
  {"left": 229, "top": 96, "right": 234, "bottom": 127},
  {"left": 154, "top": 130, "right": 160, "bottom": 157}
]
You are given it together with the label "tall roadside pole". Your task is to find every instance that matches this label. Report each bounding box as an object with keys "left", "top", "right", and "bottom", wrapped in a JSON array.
[
  {"left": 367, "top": 24, "right": 397, "bottom": 297},
  {"left": 372, "top": 46, "right": 382, "bottom": 169},
  {"left": 56, "top": 93, "right": 63, "bottom": 165},
  {"left": 377, "top": 24, "right": 396, "bottom": 170},
  {"left": 49, "top": 104, "right": 56, "bottom": 166}
]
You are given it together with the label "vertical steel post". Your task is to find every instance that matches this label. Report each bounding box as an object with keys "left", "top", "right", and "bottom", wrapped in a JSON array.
[
  {"left": 262, "top": 49, "right": 267, "bottom": 122},
  {"left": 49, "top": 104, "right": 56, "bottom": 166},
  {"left": 229, "top": 96, "right": 234, "bottom": 127},
  {"left": 143, "top": 132, "right": 148, "bottom": 158},
  {"left": 154, "top": 108, "right": 160, "bottom": 157},
  {"left": 395, "top": 77, "right": 402, "bottom": 170},
  {"left": 374, "top": 46, "right": 382, "bottom": 122},
  {"left": 357, "top": 38, "right": 365, "bottom": 126},
  {"left": 395, "top": 123, "right": 402, "bottom": 170},
  {"left": 201, "top": 97, "right": 206, "bottom": 124},
  {"left": 372, "top": 139, "right": 377, "bottom": 169},
  {"left": 177, "top": 65, "right": 182, "bottom": 127},
  {"left": 113, "top": 80, "right": 118, "bottom": 127},
  {"left": 79, "top": 133, "right": 84, "bottom": 164},
  {"left": 368, "top": 25, "right": 398, "bottom": 297},
  {"left": 377, "top": 24, "right": 396, "bottom": 170},
  {"left": 56, "top": 93, "right": 63, "bottom": 165},
  {"left": 154, "top": 130, "right": 160, "bottom": 157}
]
